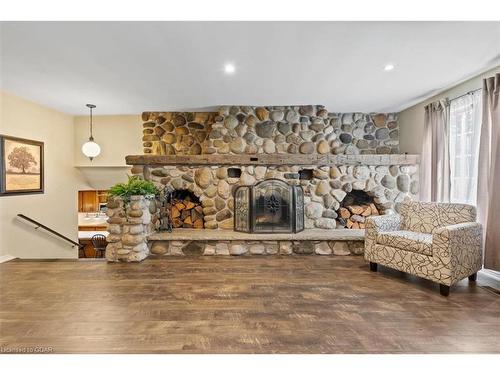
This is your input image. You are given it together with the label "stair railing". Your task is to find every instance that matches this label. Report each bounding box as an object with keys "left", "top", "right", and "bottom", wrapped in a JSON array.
[{"left": 17, "top": 214, "right": 84, "bottom": 249}]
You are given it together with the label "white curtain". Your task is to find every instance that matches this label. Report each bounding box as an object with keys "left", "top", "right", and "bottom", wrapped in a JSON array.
[
  {"left": 449, "top": 91, "right": 482, "bottom": 205},
  {"left": 421, "top": 99, "right": 451, "bottom": 202},
  {"left": 478, "top": 73, "right": 500, "bottom": 271}
]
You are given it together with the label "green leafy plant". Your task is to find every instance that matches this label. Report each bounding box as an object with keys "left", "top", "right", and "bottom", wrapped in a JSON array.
[{"left": 109, "top": 175, "right": 158, "bottom": 199}]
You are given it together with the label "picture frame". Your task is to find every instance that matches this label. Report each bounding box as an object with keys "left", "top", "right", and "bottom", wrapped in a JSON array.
[{"left": 0, "top": 135, "right": 44, "bottom": 196}]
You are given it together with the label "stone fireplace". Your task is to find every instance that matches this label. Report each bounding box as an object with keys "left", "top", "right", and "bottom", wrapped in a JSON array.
[
  {"left": 129, "top": 159, "right": 418, "bottom": 232},
  {"left": 234, "top": 179, "right": 304, "bottom": 233},
  {"left": 106, "top": 105, "right": 420, "bottom": 260}
]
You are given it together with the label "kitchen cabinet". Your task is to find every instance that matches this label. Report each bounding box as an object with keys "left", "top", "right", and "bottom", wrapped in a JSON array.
[
  {"left": 78, "top": 230, "right": 109, "bottom": 258},
  {"left": 79, "top": 238, "right": 107, "bottom": 258},
  {"left": 79, "top": 239, "right": 99, "bottom": 258},
  {"left": 78, "top": 190, "right": 109, "bottom": 212}
]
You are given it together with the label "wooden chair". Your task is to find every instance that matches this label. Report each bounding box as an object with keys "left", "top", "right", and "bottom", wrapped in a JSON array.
[{"left": 91, "top": 234, "right": 107, "bottom": 258}]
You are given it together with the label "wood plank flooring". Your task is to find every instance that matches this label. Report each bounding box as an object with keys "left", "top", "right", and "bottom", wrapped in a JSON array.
[{"left": 1, "top": 256, "right": 499, "bottom": 353}]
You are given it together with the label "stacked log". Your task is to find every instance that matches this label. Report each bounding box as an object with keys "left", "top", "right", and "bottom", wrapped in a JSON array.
[
  {"left": 338, "top": 203, "right": 379, "bottom": 229},
  {"left": 169, "top": 198, "right": 204, "bottom": 229}
]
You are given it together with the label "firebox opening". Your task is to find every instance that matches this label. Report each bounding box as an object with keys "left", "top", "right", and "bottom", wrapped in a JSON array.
[
  {"left": 169, "top": 189, "right": 204, "bottom": 229},
  {"left": 337, "top": 190, "right": 379, "bottom": 229}
]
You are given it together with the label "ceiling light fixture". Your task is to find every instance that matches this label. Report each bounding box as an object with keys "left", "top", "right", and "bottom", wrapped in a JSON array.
[
  {"left": 384, "top": 63, "right": 395, "bottom": 72},
  {"left": 81, "top": 104, "right": 101, "bottom": 161},
  {"left": 224, "top": 63, "right": 236, "bottom": 74}
]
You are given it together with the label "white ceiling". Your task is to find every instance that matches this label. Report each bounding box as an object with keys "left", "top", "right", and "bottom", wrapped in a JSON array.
[{"left": 1, "top": 21, "right": 500, "bottom": 115}]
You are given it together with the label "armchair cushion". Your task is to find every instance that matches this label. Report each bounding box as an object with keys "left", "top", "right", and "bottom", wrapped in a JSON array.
[{"left": 376, "top": 230, "right": 433, "bottom": 256}]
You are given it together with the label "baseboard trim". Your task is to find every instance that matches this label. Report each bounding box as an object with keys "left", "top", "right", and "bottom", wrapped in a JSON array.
[
  {"left": 0, "top": 254, "right": 17, "bottom": 263},
  {"left": 480, "top": 269, "right": 500, "bottom": 282}
]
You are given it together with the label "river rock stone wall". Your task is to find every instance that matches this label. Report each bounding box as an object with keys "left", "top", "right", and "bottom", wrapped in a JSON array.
[
  {"left": 105, "top": 195, "right": 158, "bottom": 262},
  {"left": 131, "top": 160, "right": 419, "bottom": 231},
  {"left": 142, "top": 106, "right": 399, "bottom": 156}
]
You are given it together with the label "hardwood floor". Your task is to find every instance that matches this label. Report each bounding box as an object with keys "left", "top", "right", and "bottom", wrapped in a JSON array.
[{"left": 1, "top": 256, "right": 499, "bottom": 353}]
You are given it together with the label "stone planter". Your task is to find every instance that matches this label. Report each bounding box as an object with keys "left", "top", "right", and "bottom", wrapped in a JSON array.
[{"left": 105, "top": 195, "right": 155, "bottom": 262}]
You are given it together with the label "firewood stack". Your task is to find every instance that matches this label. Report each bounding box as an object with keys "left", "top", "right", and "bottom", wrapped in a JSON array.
[
  {"left": 169, "top": 197, "right": 204, "bottom": 229},
  {"left": 338, "top": 203, "right": 379, "bottom": 229}
]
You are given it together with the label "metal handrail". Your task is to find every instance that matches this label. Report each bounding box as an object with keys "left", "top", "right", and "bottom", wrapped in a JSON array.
[{"left": 17, "top": 214, "right": 84, "bottom": 249}]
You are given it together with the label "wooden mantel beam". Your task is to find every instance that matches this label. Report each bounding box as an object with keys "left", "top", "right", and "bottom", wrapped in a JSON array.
[{"left": 125, "top": 154, "right": 420, "bottom": 166}]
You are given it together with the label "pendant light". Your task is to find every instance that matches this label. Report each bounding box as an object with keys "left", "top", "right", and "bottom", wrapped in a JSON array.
[{"left": 81, "top": 104, "right": 101, "bottom": 161}]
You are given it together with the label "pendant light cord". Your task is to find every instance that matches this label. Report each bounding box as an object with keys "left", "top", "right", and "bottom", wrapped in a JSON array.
[
  {"left": 88, "top": 105, "right": 94, "bottom": 142},
  {"left": 89, "top": 106, "right": 94, "bottom": 141}
]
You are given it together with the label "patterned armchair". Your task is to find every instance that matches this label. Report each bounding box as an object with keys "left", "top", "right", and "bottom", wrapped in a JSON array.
[{"left": 364, "top": 201, "right": 483, "bottom": 296}]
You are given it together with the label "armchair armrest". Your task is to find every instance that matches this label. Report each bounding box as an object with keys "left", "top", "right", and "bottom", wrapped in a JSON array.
[
  {"left": 364, "top": 214, "right": 402, "bottom": 258},
  {"left": 432, "top": 222, "right": 481, "bottom": 236},
  {"left": 366, "top": 214, "right": 402, "bottom": 233},
  {"left": 432, "top": 222, "right": 483, "bottom": 284}
]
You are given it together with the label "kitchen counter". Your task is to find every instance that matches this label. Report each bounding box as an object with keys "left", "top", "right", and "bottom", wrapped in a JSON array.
[
  {"left": 78, "top": 230, "right": 109, "bottom": 239},
  {"left": 78, "top": 213, "right": 108, "bottom": 227}
]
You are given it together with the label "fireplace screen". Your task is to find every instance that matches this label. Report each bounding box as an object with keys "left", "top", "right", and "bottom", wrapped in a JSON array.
[{"left": 234, "top": 179, "right": 304, "bottom": 233}]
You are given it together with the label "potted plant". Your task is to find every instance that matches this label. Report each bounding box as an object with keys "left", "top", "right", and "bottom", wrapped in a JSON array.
[{"left": 108, "top": 175, "right": 158, "bottom": 201}]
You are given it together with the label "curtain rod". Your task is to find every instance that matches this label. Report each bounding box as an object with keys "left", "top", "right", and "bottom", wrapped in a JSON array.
[{"left": 449, "top": 87, "right": 482, "bottom": 102}]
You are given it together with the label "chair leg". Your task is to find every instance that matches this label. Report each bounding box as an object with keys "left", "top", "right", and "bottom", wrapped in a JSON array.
[
  {"left": 369, "top": 262, "right": 378, "bottom": 272},
  {"left": 439, "top": 284, "right": 450, "bottom": 297},
  {"left": 468, "top": 273, "right": 477, "bottom": 282}
]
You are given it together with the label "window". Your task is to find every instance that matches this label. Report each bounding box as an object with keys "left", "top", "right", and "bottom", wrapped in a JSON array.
[{"left": 449, "top": 91, "right": 482, "bottom": 205}]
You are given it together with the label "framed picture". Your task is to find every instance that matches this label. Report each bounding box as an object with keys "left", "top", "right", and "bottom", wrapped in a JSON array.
[{"left": 0, "top": 135, "right": 44, "bottom": 196}]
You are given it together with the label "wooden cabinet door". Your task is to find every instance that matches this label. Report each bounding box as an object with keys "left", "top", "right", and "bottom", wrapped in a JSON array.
[{"left": 78, "top": 191, "right": 98, "bottom": 212}]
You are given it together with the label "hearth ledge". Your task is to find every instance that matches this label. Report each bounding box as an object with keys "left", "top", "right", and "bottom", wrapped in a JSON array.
[{"left": 147, "top": 228, "right": 364, "bottom": 241}]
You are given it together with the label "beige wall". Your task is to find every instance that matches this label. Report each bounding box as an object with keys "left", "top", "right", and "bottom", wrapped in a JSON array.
[
  {"left": 399, "top": 65, "right": 500, "bottom": 154},
  {"left": 0, "top": 91, "right": 89, "bottom": 259},
  {"left": 74, "top": 114, "right": 142, "bottom": 167},
  {"left": 74, "top": 115, "right": 141, "bottom": 189}
]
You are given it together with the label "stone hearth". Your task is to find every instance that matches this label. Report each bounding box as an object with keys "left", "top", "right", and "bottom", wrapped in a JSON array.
[{"left": 148, "top": 229, "right": 365, "bottom": 256}]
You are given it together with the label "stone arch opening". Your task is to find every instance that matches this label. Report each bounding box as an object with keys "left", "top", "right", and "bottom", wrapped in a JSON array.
[
  {"left": 340, "top": 189, "right": 373, "bottom": 207},
  {"left": 169, "top": 189, "right": 204, "bottom": 229},
  {"left": 171, "top": 189, "right": 200, "bottom": 203},
  {"left": 337, "top": 189, "right": 379, "bottom": 229}
]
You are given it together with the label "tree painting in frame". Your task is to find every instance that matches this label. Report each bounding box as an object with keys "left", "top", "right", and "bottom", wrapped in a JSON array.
[{"left": 0, "top": 135, "right": 44, "bottom": 196}]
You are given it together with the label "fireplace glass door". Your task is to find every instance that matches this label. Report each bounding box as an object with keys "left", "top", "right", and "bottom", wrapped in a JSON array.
[
  {"left": 253, "top": 180, "right": 293, "bottom": 233},
  {"left": 234, "top": 179, "right": 304, "bottom": 233}
]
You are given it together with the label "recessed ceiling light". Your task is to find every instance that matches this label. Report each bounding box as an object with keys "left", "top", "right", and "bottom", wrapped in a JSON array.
[
  {"left": 224, "top": 63, "right": 236, "bottom": 74},
  {"left": 384, "top": 64, "right": 395, "bottom": 72}
]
